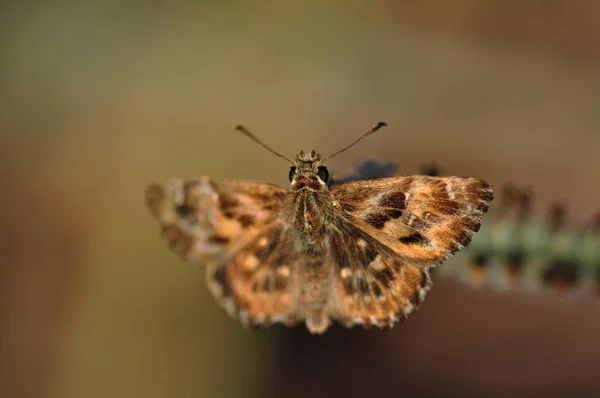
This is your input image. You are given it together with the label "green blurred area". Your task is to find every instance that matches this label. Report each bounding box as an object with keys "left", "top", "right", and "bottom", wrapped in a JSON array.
[{"left": 1, "top": 2, "right": 600, "bottom": 398}]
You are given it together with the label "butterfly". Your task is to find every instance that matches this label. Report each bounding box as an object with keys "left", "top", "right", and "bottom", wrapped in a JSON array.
[{"left": 146, "top": 122, "right": 494, "bottom": 334}]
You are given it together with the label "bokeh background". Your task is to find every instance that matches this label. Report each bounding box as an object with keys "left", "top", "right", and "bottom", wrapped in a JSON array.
[{"left": 1, "top": 1, "right": 599, "bottom": 397}]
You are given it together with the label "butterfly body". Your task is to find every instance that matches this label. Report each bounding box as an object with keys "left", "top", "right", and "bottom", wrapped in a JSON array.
[{"left": 147, "top": 146, "right": 493, "bottom": 334}]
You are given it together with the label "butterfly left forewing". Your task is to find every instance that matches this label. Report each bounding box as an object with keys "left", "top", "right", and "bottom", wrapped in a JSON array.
[
  {"left": 331, "top": 175, "right": 494, "bottom": 267},
  {"left": 146, "top": 177, "right": 286, "bottom": 263}
]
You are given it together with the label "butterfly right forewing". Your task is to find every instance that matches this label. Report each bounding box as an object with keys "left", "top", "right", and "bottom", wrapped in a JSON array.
[{"left": 331, "top": 175, "right": 494, "bottom": 267}]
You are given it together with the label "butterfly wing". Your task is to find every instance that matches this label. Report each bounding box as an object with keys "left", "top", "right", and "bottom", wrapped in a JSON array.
[
  {"left": 325, "top": 175, "right": 493, "bottom": 327},
  {"left": 206, "top": 220, "right": 304, "bottom": 327},
  {"left": 330, "top": 175, "right": 494, "bottom": 266},
  {"left": 146, "top": 178, "right": 302, "bottom": 326},
  {"left": 146, "top": 177, "right": 287, "bottom": 263}
]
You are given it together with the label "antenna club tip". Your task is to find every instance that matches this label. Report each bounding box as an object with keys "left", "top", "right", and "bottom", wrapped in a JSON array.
[
  {"left": 366, "top": 121, "right": 387, "bottom": 135},
  {"left": 234, "top": 124, "right": 243, "bottom": 131}
]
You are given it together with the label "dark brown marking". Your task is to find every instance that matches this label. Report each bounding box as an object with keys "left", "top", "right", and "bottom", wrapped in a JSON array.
[
  {"left": 477, "top": 202, "right": 490, "bottom": 214},
  {"left": 379, "top": 191, "right": 406, "bottom": 209},
  {"left": 371, "top": 283, "right": 383, "bottom": 297},
  {"left": 175, "top": 204, "right": 192, "bottom": 217},
  {"left": 477, "top": 185, "right": 494, "bottom": 202},
  {"left": 456, "top": 230, "right": 473, "bottom": 246},
  {"left": 341, "top": 276, "right": 354, "bottom": 295},
  {"left": 387, "top": 208, "right": 404, "bottom": 219},
  {"left": 357, "top": 277, "right": 370, "bottom": 294},
  {"left": 410, "top": 290, "right": 421, "bottom": 305},
  {"left": 365, "top": 213, "right": 388, "bottom": 229},
  {"left": 362, "top": 244, "right": 378, "bottom": 267},
  {"left": 447, "top": 242, "right": 460, "bottom": 255},
  {"left": 219, "top": 193, "right": 240, "bottom": 210},
  {"left": 340, "top": 201, "right": 358, "bottom": 213},
  {"left": 409, "top": 217, "right": 431, "bottom": 231},
  {"left": 373, "top": 267, "right": 394, "bottom": 287},
  {"left": 212, "top": 266, "right": 232, "bottom": 296},
  {"left": 399, "top": 232, "right": 429, "bottom": 245},
  {"left": 208, "top": 234, "right": 230, "bottom": 244},
  {"left": 237, "top": 214, "right": 255, "bottom": 228}
]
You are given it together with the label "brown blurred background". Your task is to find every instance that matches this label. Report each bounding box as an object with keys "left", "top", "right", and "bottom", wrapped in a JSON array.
[{"left": 1, "top": 1, "right": 599, "bottom": 397}]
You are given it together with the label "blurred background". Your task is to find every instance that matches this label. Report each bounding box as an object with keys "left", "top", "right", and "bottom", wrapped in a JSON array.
[{"left": 1, "top": 1, "right": 599, "bottom": 397}]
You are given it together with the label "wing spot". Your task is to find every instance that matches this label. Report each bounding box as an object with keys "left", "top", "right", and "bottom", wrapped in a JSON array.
[
  {"left": 372, "top": 283, "right": 383, "bottom": 297},
  {"left": 223, "top": 298, "right": 237, "bottom": 317},
  {"left": 208, "top": 234, "right": 230, "bottom": 244},
  {"left": 276, "top": 266, "right": 290, "bottom": 278},
  {"left": 399, "top": 232, "right": 430, "bottom": 245},
  {"left": 219, "top": 193, "right": 240, "bottom": 210},
  {"left": 237, "top": 214, "right": 255, "bottom": 228},
  {"left": 379, "top": 190, "right": 406, "bottom": 209},
  {"left": 373, "top": 267, "right": 395, "bottom": 287},
  {"left": 175, "top": 204, "right": 192, "bottom": 217},
  {"left": 340, "top": 267, "right": 352, "bottom": 278},
  {"left": 243, "top": 255, "right": 260, "bottom": 271}
]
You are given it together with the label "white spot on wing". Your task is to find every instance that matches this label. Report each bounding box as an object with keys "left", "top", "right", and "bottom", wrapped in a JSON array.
[
  {"left": 340, "top": 267, "right": 352, "bottom": 278},
  {"left": 243, "top": 255, "right": 259, "bottom": 271},
  {"left": 402, "top": 302, "right": 415, "bottom": 316},
  {"left": 223, "top": 298, "right": 237, "bottom": 317},
  {"left": 276, "top": 266, "right": 290, "bottom": 278},
  {"left": 445, "top": 180, "right": 455, "bottom": 199},
  {"left": 239, "top": 310, "right": 249, "bottom": 325}
]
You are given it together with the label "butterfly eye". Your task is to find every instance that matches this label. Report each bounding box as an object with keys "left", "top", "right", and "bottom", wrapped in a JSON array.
[
  {"left": 317, "top": 166, "right": 329, "bottom": 183},
  {"left": 289, "top": 166, "right": 297, "bottom": 182}
]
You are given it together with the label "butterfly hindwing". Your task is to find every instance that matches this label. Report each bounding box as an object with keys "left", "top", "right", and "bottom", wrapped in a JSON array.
[
  {"left": 325, "top": 220, "right": 432, "bottom": 328},
  {"left": 206, "top": 221, "right": 302, "bottom": 327}
]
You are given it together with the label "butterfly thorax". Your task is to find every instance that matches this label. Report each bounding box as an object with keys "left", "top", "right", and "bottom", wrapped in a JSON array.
[{"left": 288, "top": 150, "right": 333, "bottom": 244}]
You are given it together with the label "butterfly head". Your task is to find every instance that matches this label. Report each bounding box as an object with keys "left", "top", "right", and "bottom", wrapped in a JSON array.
[
  {"left": 289, "top": 150, "right": 329, "bottom": 189},
  {"left": 235, "top": 121, "right": 387, "bottom": 191}
]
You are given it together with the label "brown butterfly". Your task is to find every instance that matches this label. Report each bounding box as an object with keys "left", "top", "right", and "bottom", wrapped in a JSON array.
[{"left": 146, "top": 122, "right": 493, "bottom": 334}]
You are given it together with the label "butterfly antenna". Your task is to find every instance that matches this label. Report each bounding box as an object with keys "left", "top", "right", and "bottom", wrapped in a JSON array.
[
  {"left": 324, "top": 121, "right": 387, "bottom": 161},
  {"left": 235, "top": 125, "right": 293, "bottom": 163}
]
